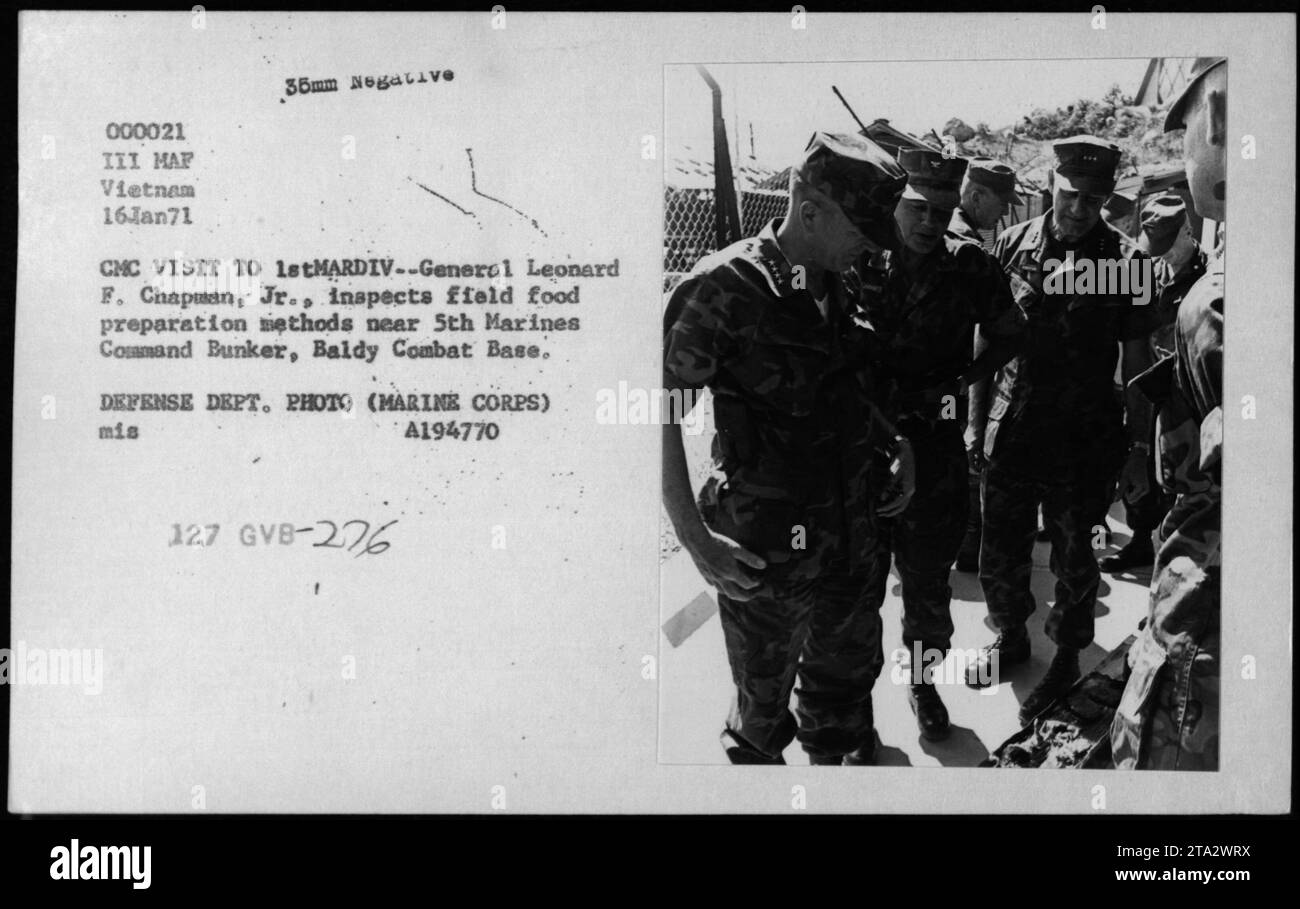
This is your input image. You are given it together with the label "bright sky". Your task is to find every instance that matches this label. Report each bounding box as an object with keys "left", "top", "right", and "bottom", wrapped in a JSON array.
[{"left": 666, "top": 59, "right": 1154, "bottom": 170}]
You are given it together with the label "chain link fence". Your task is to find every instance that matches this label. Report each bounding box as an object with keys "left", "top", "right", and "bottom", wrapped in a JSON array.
[
  {"left": 664, "top": 181, "right": 1042, "bottom": 286},
  {"left": 663, "top": 187, "right": 716, "bottom": 293},
  {"left": 739, "top": 188, "right": 791, "bottom": 243},
  {"left": 664, "top": 183, "right": 791, "bottom": 293}
]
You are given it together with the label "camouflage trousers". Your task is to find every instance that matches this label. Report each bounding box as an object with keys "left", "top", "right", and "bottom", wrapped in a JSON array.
[
  {"left": 862, "top": 423, "right": 968, "bottom": 655},
  {"left": 719, "top": 557, "right": 886, "bottom": 762},
  {"left": 957, "top": 460, "right": 983, "bottom": 564},
  {"left": 980, "top": 460, "right": 1118, "bottom": 649}
]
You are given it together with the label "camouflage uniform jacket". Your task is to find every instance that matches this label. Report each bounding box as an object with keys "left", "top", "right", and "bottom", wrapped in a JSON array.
[
  {"left": 663, "top": 219, "right": 882, "bottom": 578},
  {"left": 1111, "top": 253, "right": 1223, "bottom": 769},
  {"left": 852, "top": 237, "right": 1022, "bottom": 428},
  {"left": 984, "top": 210, "right": 1151, "bottom": 476}
]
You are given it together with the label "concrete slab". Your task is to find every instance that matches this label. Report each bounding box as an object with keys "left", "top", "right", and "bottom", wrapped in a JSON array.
[{"left": 658, "top": 502, "right": 1151, "bottom": 767}]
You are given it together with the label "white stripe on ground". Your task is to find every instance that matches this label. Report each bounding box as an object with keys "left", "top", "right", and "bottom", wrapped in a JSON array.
[{"left": 662, "top": 591, "right": 718, "bottom": 648}]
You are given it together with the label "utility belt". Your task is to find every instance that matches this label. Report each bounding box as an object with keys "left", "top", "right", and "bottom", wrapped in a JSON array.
[
  {"left": 1035, "top": 377, "right": 1125, "bottom": 411},
  {"left": 713, "top": 391, "right": 874, "bottom": 476},
  {"left": 724, "top": 464, "right": 834, "bottom": 500}
]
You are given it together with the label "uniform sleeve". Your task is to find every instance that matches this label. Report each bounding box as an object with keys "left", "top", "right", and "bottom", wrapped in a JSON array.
[
  {"left": 990, "top": 227, "right": 1033, "bottom": 311},
  {"left": 1190, "top": 296, "right": 1223, "bottom": 407},
  {"left": 1147, "top": 293, "right": 1223, "bottom": 652},
  {"left": 1150, "top": 484, "right": 1221, "bottom": 646},
  {"left": 662, "top": 272, "right": 745, "bottom": 391},
  {"left": 1155, "top": 293, "right": 1223, "bottom": 492},
  {"left": 966, "top": 245, "right": 1024, "bottom": 341},
  {"left": 1187, "top": 295, "right": 1224, "bottom": 474}
]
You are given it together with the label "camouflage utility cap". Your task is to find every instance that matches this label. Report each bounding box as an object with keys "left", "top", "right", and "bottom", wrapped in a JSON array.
[
  {"left": 1139, "top": 193, "right": 1190, "bottom": 256},
  {"left": 795, "top": 131, "right": 907, "bottom": 250},
  {"left": 898, "top": 147, "right": 967, "bottom": 210}
]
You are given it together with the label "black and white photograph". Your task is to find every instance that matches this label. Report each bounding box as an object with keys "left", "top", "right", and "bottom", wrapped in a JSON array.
[{"left": 660, "top": 57, "right": 1229, "bottom": 771}]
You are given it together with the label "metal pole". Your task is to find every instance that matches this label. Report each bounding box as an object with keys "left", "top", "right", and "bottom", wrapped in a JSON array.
[
  {"left": 697, "top": 65, "right": 741, "bottom": 247},
  {"left": 832, "top": 85, "right": 868, "bottom": 134}
]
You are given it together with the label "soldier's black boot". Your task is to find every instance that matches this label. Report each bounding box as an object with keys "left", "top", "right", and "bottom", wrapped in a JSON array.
[
  {"left": 841, "top": 698, "right": 878, "bottom": 765},
  {"left": 1017, "top": 646, "right": 1081, "bottom": 725},
  {"left": 1099, "top": 535, "right": 1155, "bottom": 572},
  {"left": 720, "top": 729, "right": 786, "bottom": 765},
  {"left": 907, "top": 682, "right": 951, "bottom": 741},
  {"left": 965, "top": 630, "right": 1030, "bottom": 688},
  {"left": 808, "top": 753, "right": 844, "bottom": 766},
  {"left": 843, "top": 729, "right": 879, "bottom": 766}
]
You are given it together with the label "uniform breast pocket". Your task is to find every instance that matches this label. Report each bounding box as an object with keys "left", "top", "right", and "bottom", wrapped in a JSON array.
[
  {"left": 1007, "top": 268, "right": 1042, "bottom": 315},
  {"left": 736, "top": 338, "right": 825, "bottom": 416},
  {"left": 1009, "top": 273, "right": 1059, "bottom": 354},
  {"left": 1066, "top": 296, "right": 1126, "bottom": 330}
]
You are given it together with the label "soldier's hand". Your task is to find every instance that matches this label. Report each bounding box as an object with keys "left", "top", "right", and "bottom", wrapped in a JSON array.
[
  {"left": 1116, "top": 449, "right": 1150, "bottom": 504},
  {"left": 687, "top": 530, "right": 767, "bottom": 602},
  {"left": 877, "top": 438, "right": 916, "bottom": 518}
]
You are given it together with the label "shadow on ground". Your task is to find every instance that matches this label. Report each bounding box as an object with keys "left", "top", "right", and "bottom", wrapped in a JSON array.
[
  {"left": 873, "top": 741, "right": 914, "bottom": 767},
  {"left": 917, "top": 724, "right": 990, "bottom": 766}
]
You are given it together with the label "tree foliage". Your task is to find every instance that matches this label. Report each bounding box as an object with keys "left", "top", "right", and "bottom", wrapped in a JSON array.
[
  {"left": 954, "top": 82, "right": 1185, "bottom": 175},
  {"left": 1019, "top": 84, "right": 1142, "bottom": 140}
]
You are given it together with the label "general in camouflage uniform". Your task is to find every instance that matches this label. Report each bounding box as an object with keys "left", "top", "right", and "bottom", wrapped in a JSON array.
[
  {"left": 1101, "top": 193, "right": 1209, "bottom": 573},
  {"left": 965, "top": 137, "right": 1155, "bottom": 726},
  {"left": 851, "top": 148, "right": 1023, "bottom": 740},
  {"left": 662, "top": 132, "right": 912, "bottom": 765},
  {"left": 1112, "top": 58, "right": 1226, "bottom": 771},
  {"left": 947, "top": 158, "right": 1025, "bottom": 573}
]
